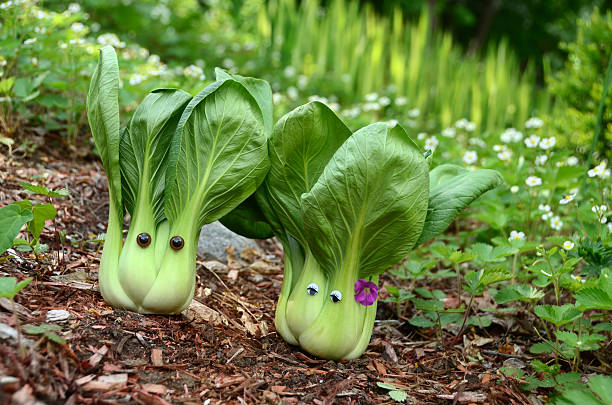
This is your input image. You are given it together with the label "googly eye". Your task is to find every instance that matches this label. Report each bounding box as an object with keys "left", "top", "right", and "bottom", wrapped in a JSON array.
[
  {"left": 329, "top": 290, "right": 342, "bottom": 303},
  {"left": 137, "top": 233, "right": 151, "bottom": 247},
  {"left": 306, "top": 283, "right": 319, "bottom": 295},
  {"left": 170, "top": 236, "right": 184, "bottom": 250}
]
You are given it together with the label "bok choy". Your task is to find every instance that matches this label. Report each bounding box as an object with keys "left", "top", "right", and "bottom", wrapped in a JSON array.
[
  {"left": 87, "top": 46, "right": 271, "bottom": 314},
  {"left": 229, "top": 101, "right": 503, "bottom": 360}
]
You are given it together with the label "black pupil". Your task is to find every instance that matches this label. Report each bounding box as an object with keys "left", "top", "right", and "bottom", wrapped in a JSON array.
[
  {"left": 170, "top": 236, "right": 184, "bottom": 250},
  {"left": 307, "top": 287, "right": 317, "bottom": 295},
  {"left": 330, "top": 294, "right": 340, "bottom": 302},
  {"left": 137, "top": 233, "right": 150, "bottom": 246}
]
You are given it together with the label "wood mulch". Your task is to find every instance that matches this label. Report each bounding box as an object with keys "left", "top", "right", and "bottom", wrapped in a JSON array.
[{"left": 0, "top": 144, "right": 537, "bottom": 404}]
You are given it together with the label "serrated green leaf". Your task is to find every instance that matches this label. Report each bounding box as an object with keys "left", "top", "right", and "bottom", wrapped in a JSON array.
[
  {"left": 530, "top": 341, "right": 555, "bottom": 354},
  {"left": 478, "top": 265, "right": 512, "bottom": 287},
  {"left": 416, "top": 164, "right": 503, "bottom": 245},
  {"left": 534, "top": 304, "right": 583, "bottom": 326},
  {"left": 575, "top": 288, "right": 612, "bottom": 310},
  {"left": 409, "top": 315, "right": 436, "bottom": 328},
  {"left": 413, "top": 298, "right": 444, "bottom": 312},
  {"left": 0, "top": 204, "right": 33, "bottom": 255},
  {"left": 466, "top": 315, "right": 492, "bottom": 327}
]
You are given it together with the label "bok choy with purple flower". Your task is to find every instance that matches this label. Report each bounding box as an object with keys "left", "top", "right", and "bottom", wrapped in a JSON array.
[{"left": 227, "top": 101, "right": 503, "bottom": 360}]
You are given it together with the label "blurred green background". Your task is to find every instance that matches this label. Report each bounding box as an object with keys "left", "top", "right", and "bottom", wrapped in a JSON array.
[{"left": 1, "top": 0, "right": 611, "bottom": 157}]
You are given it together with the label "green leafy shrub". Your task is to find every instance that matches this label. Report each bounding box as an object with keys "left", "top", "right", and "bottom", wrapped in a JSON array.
[{"left": 547, "top": 8, "right": 612, "bottom": 158}]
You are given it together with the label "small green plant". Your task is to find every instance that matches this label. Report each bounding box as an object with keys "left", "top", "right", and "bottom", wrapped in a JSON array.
[
  {"left": 0, "top": 181, "right": 69, "bottom": 258},
  {"left": 553, "top": 375, "right": 612, "bottom": 404},
  {"left": 0, "top": 276, "right": 33, "bottom": 354},
  {"left": 23, "top": 323, "right": 66, "bottom": 345},
  {"left": 376, "top": 381, "right": 408, "bottom": 403}
]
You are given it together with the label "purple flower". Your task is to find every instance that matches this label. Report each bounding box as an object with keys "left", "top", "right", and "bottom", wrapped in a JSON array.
[{"left": 354, "top": 279, "right": 378, "bottom": 306}]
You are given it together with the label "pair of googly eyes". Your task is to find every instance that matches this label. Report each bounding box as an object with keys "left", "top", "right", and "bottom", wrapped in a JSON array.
[
  {"left": 306, "top": 283, "right": 342, "bottom": 303},
  {"left": 136, "top": 233, "right": 185, "bottom": 250}
]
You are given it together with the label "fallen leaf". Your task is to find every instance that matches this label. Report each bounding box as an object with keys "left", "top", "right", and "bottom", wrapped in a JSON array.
[{"left": 151, "top": 348, "right": 163, "bottom": 366}]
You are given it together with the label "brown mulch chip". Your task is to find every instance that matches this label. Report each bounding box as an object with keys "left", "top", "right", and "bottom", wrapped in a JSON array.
[{"left": 0, "top": 148, "right": 532, "bottom": 404}]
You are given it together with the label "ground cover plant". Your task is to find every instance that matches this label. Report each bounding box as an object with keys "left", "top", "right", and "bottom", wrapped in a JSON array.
[{"left": 0, "top": 0, "right": 611, "bottom": 403}]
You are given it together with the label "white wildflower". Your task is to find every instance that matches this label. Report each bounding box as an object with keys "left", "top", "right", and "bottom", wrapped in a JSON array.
[
  {"left": 468, "top": 138, "right": 486, "bottom": 147},
  {"left": 129, "top": 74, "right": 144, "bottom": 85},
  {"left": 408, "top": 108, "right": 420, "bottom": 118},
  {"left": 563, "top": 241, "right": 575, "bottom": 250},
  {"left": 501, "top": 128, "right": 523, "bottom": 143},
  {"left": 424, "top": 136, "right": 438, "bottom": 151},
  {"left": 417, "top": 132, "right": 427, "bottom": 140},
  {"left": 510, "top": 185, "right": 519, "bottom": 193},
  {"left": 465, "top": 121, "right": 476, "bottom": 132},
  {"left": 183, "top": 65, "right": 205, "bottom": 80},
  {"left": 541, "top": 212, "right": 553, "bottom": 221},
  {"left": 525, "top": 176, "right": 542, "bottom": 187},
  {"left": 497, "top": 150, "right": 512, "bottom": 161},
  {"left": 525, "top": 117, "right": 544, "bottom": 129},
  {"left": 364, "top": 93, "right": 378, "bottom": 102},
  {"left": 378, "top": 96, "right": 391, "bottom": 107},
  {"left": 535, "top": 155, "right": 548, "bottom": 166},
  {"left": 559, "top": 194, "right": 575, "bottom": 205},
  {"left": 395, "top": 96, "right": 408, "bottom": 106},
  {"left": 570, "top": 274, "right": 586, "bottom": 283},
  {"left": 273, "top": 93, "right": 283, "bottom": 105},
  {"left": 287, "top": 86, "right": 298, "bottom": 100},
  {"left": 550, "top": 216, "right": 563, "bottom": 230},
  {"left": 524, "top": 134, "right": 540, "bottom": 148},
  {"left": 362, "top": 102, "right": 381, "bottom": 112},
  {"left": 538, "top": 204, "right": 551, "bottom": 212},
  {"left": 463, "top": 151, "right": 478, "bottom": 165},
  {"left": 455, "top": 118, "right": 469, "bottom": 129},
  {"left": 592, "top": 205, "right": 608, "bottom": 215},
  {"left": 283, "top": 66, "right": 296, "bottom": 78},
  {"left": 71, "top": 22, "right": 85, "bottom": 33},
  {"left": 222, "top": 58, "right": 235, "bottom": 69},
  {"left": 97, "top": 33, "right": 125, "bottom": 48},
  {"left": 441, "top": 127, "right": 456, "bottom": 138},
  {"left": 297, "top": 75, "right": 308, "bottom": 89},
  {"left": 566, "top": 156, "right": 579, "bottom": 166},
  {"left": 23, "top": 37, "right": 37, "bottom": 45},
  {"left": 508, "top": 230, "right": 525, "bottom": 241},
  {"left": 68, "top": 3, "right": 81, "bottom": 13},
  {"left": 539, "top": 137, "right": 556, "bottom": 150}
]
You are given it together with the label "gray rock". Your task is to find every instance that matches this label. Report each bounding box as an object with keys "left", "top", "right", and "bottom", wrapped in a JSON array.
[
  {"left": 0, "top": 323, "right": 18, "bottom": 341},
  {"left": 46, "top": 309, "right": 70, "bottom": 322},
  {"left": 198, "top": 221, "right": 257, "bottom": 262}
]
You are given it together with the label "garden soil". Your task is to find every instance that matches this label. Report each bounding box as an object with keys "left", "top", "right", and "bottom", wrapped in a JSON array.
[{"left": 0, "top": 144, "right": 535, "bottom": 404}]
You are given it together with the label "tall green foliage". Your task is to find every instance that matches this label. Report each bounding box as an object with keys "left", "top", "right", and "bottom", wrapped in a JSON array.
[{"left": 547, "top": 8, "right": 612, "bottom": 158}]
